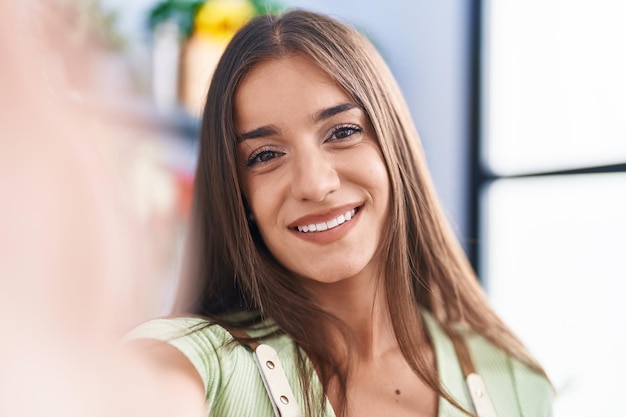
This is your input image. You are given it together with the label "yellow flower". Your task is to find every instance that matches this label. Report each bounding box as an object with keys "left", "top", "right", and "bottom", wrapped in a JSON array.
[{"left": 194, "top": 0, "right": 255, "bottom": 41}]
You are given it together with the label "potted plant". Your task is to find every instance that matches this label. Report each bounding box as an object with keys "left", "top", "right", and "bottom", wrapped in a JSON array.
[{"left": 148, "top": 0, "right": 282, "bottom": 115}]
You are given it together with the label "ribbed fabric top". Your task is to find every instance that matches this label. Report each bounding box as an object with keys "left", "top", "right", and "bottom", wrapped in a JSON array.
[{"left": 126, "top": 312, "right": 552, "bottom": 417}]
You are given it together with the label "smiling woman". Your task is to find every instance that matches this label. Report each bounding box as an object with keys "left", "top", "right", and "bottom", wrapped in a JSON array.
[
  {"left": 235, "top": 56, "right": 389, "bottom": 285},
  {"left": 126, "top": 9, "right": 553, "bottom": 417}
]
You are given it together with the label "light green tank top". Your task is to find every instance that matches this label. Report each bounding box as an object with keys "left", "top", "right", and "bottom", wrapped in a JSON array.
[{"left": 127, "top": 312, "right": 552, "bottom": 416}]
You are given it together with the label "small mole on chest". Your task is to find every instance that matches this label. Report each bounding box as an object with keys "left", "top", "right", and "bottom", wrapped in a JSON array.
[{"left": 395, "top": 389, "right": 401, "bottom": 395}]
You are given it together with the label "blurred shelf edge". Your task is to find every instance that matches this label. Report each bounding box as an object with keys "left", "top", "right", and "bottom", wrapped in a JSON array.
[
  {"left": 155, "top": 103, "right": 202, "bottom": 141},
  {"left": 139, "top": 99, "right": 201, "bottom": 177},
  {"left": 95, "top": 94, "right": 201, "bottom": 141},
  {"left": 84, "top": 93, "right": 201, "bottom": 175}
]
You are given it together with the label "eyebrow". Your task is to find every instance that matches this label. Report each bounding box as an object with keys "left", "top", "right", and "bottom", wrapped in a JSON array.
[
  {"left": 237, "top": 102, "right": 361, "bottom": 142},
  {"left": 238, "top": 125, "right": 280, "bottom": 142},
  {"left": 313, "top": 102, "right": 361, "bottom": 123}
]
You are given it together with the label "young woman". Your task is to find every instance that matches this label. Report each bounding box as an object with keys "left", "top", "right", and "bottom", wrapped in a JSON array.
[{"left": 129, "top": 9, "right": 553, "bottom": 417}]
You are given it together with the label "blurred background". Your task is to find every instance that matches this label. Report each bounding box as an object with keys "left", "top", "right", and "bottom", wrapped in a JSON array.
[{"left": 2, "top": 0, "right": 625, "bottom": 416}]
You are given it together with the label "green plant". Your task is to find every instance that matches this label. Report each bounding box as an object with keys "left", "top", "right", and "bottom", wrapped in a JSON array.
[
  {"left": 147, "top": 0, "right": 283, "bottom": 38},
  {"left": 147, "top": 0, "right": 205, "bottom": 38},
  {"left": 248, "top": 0, "right": 283, "bottom": 15}
]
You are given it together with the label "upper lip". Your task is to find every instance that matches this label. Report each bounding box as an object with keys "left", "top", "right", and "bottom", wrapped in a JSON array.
[{"left": 287, "top": 203, "right": 361, "bottom": 229}]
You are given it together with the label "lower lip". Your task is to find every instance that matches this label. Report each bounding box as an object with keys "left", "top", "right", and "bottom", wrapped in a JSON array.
[{"left": 290, "top": 208, "right": 361, "bottom": 245}]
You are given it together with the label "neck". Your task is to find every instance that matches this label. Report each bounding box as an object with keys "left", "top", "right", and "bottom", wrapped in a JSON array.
[{"left": 304, "top": 273, "right": 398, "bottom": 361}]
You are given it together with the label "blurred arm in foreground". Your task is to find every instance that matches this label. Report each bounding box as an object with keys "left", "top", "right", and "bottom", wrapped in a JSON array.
[{"left": 0, "top": 1, "right": 203, "bottom": 416}]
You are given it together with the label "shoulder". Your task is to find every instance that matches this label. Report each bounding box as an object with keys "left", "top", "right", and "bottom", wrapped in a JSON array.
[
  {"left": 125, "top": 316, "right": 233, "bottom": 353},
  {"left": 465, "top": 332, "right": 553, "bottom": 416},
  {"left": 124, "top": 316, "right": 304, "bottom": 416},
  {"left": 124, "top": 317, "right": 237, "bottom": 403},
  {"left": 421, "top": 311, "right": 553, "bottom": 417}
]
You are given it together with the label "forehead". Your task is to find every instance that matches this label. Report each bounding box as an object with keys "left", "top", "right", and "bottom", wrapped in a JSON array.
[
  {"left": 238, "top": 55, "right": 338, "bottom": 95},
  {"left": 234, "top": 55, "right": 353, "bottom": 127}
]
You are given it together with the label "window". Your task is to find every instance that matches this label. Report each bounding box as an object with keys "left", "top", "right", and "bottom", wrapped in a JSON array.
[{"left": 477, "top": 1, "right": 626, "bottom": 415}]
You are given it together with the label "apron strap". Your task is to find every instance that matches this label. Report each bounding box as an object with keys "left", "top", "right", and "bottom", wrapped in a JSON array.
[
  {"left": 449, "top": 330, "right": 499, "bottom": 417},
  {"left": 226, "top": 327, "right": 303, "bottom": 417}
]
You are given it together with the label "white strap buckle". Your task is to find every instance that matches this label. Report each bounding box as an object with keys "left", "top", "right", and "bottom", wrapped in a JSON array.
[
  {"left": 466, "top": 373, "right": 498, "bottom": 417},
  {"left": 253, "top": 344, "right": 303, "bottom": 417}
]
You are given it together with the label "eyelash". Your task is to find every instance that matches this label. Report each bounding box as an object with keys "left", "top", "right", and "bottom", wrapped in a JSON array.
[
  {"left": 246, "top": 146, "right": 283, "bottom": 167},
  {"left": 327, "top": 124, "right": 362, "bottom": 142},
  {"left": 244, "top": 124, "right": 363, "bottom": 167}
]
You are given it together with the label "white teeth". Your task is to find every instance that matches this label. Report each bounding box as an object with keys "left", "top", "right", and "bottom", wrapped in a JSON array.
[
  {"left": 295, "top": 208, "right": 357, "bottom": 233},
  {"left": 316, "top": 222, "right": 328, "bottom": 231}
]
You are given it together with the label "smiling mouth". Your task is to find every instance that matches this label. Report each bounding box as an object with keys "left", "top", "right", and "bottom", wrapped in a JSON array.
[{"left": 294, "top": 208, "right": 359, "bottom": 233}]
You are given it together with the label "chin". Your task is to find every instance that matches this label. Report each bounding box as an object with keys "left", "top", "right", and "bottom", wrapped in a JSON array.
[{"left": 298, "top": 263, "right": 372, "bottom": 286}]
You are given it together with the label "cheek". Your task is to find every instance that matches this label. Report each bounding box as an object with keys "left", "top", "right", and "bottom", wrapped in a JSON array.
[
  {"left": 358, "top": 148, "right": 390, "bottom": 198},
  {"left": 243, "top": 178, "right": 280, "bottom": 236},
  {"left": 374, "top": 169, "right": 391, "bottom": 215}
]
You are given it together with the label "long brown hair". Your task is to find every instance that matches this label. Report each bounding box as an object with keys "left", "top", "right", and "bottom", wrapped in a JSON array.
[{"left": 176, "top": 9, "right": 546, "bottom": 416}]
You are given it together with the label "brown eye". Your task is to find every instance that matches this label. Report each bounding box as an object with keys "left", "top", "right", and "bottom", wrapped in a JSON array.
[
  {"left": 246, "top": 149, "right": 283, "bottom": 167},
  {"left": 328, "top": 124, "right": 362, "bottom": 141}
]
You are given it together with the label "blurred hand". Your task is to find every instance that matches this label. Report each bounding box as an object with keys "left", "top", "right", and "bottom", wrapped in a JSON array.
[{"left": 0, "top": 2, "right": 202, "bottom": 416}]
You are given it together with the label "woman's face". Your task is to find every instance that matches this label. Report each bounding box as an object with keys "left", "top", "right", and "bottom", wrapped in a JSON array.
[{"left": 235, "top": 55, "right": 390, "bottom": 285}]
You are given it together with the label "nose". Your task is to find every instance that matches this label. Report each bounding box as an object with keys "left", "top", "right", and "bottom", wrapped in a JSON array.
[{"left": 289, "top": 149, "right": 340, "bottom": 202}]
